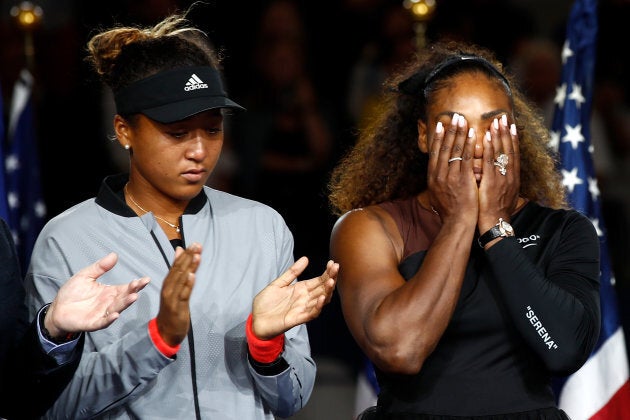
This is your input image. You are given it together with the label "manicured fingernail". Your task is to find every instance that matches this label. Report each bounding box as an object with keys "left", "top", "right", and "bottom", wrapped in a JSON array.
[
  {"left": 493, "top": 118, "right": 499, "bottom": 130},
  {"left": 468, "top": 127, "right": 475, "bottom": 138},
  {"left": 485, "top": 131, "right": 491, "bottom": 141},
  {"left": 458, "top": 115, "right": 466, "bottom": 128},
  {"left": 436, "top": 121, "right": 443, "bottom": 133},
  {"left": 452, "top": 113, "right": 459, "bottom": 125},
  {"left": 510, "top": 123, "right": 517, "bottom": 136},
  {"left": 501, "top": 114, "right": 508, "bottom": 126}
]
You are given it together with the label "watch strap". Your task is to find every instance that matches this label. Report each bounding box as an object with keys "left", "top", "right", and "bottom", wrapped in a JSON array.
[
  {"left": 478, "top": 218, "right": 514, "bottom": 248},
  {"left": 40, "top": 305, "right": 80, "bottom": 344},
  {"left": 478, "top": 225, "right": 503, "bottom": 248}
]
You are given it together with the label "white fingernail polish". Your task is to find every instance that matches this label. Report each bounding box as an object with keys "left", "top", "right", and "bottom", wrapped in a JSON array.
[
  {"left": 436, "top": 121, "right": 443, "bottom": 133},
  {"left": 485, "top": 131, "right": 491, "bottom": 141},
  {"left": 468, "top": 127, "right": 474, "bottom": 138},
  {"left": 510, "top": 124, "right": 517, "bottom": 136}
]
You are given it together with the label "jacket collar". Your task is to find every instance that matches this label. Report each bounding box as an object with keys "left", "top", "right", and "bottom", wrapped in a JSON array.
[{"left": 95, "top": 173, "right": 207, "bottom": 217}]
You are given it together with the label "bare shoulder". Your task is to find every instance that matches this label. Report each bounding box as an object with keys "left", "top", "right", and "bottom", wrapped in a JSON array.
[
  {"left": 331, "top": 205, "right": 402, "bottom": 261},
  {"left": 333, "top": 205, "right": 392, "bottom": 229},
  {"left": 332, "top": 205, "right": 394, "bottom": 234}
]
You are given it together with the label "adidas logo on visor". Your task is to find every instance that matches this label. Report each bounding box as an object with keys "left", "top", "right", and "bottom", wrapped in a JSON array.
[{"left": 184, "top": 74, "right": 208, "bottom": 91}]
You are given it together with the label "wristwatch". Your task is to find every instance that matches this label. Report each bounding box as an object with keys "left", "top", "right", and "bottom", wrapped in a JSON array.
[{"left": 478, "top": 217, "right": 514, "bottom": 248}]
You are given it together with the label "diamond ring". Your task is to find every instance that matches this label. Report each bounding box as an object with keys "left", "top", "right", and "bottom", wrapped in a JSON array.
[{"left": 493, "top": 154, "right": 508, "bottom": 176}]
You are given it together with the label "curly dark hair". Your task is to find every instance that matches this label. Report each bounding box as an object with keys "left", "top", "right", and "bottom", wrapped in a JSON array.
[{"left": 328, "top": 40, "right": 566, "bottom": 216}]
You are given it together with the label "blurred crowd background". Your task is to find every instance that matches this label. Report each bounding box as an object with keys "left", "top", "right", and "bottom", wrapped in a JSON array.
[{"left": 2, "top": 0, "right": 630, "bottom": 417}]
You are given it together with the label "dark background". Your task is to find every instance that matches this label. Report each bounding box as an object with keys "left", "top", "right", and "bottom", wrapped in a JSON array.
[{"left": 1, "top": 0, "right": 629, "bottom": 376}]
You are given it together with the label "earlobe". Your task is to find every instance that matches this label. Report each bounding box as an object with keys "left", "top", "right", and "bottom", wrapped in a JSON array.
[
  {"left": 417, "top": 120, "right": 429, "bottom": 153},
  {"left": 113, "top": 115, "right": 131, "bottom": 149}
]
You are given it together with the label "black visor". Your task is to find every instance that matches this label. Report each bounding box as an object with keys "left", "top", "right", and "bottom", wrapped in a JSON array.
[{"left": 114, "top": 66, "right": 245, "bottom": 123}]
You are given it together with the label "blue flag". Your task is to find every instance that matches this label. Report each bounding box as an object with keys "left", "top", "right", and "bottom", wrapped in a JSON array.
[
  {"left": 6, "top": 69, "right": 46, "bottom": 274},
  {"left": 551, "top": 0, "right": 630, "bottom": 417},
  {"left": 0, "top": 83, "right": 9, "bottom": 222}
]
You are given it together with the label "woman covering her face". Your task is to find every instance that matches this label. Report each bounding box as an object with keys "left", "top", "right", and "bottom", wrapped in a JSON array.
[{"left": 328, "top": 41, "right": 600, "bottom": 419}]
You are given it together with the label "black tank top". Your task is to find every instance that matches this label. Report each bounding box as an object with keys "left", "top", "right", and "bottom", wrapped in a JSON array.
[{"left": 372, "top": 197, "right": 569, "bottom": 419}]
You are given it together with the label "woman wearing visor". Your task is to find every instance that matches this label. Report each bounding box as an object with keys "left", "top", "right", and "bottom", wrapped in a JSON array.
[{"left": 24, "top": 10, "right": 338, "bottom": 420}]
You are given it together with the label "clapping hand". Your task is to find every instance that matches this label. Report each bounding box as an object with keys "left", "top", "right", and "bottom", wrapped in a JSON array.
[
  {"left": 44, "top": 252, "right": 151, "bottom": 338},
  {"left": 251, "top": 257, "right": 339, "bottom": 339},
  {"left": 156, "top": 243, "right": 202, "bottom": 346}
]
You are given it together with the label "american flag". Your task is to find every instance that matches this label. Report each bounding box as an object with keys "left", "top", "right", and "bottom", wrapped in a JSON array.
[
  {"left": 551, "top": 0, "right": 630, "bottom": 418},
  {"left": 5, "top": 68, "right": 46, "bottom": 274}
]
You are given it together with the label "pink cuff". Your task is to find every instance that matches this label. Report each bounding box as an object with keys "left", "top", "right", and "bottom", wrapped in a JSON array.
[
  {"left": 245, "top": 313, "right": 284, "bottom": 363},
  {"left": 148, "top": 318, "right": 180, "bottom": 358}
]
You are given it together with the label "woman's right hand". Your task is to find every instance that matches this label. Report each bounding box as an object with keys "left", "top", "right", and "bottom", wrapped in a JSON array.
[
  {"left": 156, "top": 243, "right": 202, "bottom": 346},
  {"left": 427, "top": 114, "right": 479, "bottom": 225}
]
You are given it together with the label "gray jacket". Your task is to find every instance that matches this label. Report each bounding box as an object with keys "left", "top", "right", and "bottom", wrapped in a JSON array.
[{"left": 24, "top": 174, "right": 316, "bottom": 419}]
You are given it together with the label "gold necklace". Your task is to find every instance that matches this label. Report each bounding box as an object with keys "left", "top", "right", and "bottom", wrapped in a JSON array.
[{"left": 124, "top": 184, "right": 181, "bottom": 233}]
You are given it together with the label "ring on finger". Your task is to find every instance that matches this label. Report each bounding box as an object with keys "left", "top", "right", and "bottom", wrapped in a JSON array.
[
  {"left": 448, "top": 157, "right": 463, "bottom": 163},
  {"left": 493, "top": 153, "right": 509, "bottom": 176}
]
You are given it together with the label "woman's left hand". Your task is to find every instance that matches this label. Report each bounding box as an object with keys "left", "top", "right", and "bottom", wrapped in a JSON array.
[
  {"left": 478, "top": 114, "right": 521, "bottom": 232},
  {"left": 251, "top": 257, "right": 339, "bottom": 339}
]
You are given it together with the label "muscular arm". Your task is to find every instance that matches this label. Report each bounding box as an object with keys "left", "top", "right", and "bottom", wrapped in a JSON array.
[
  {"left": 331, "top": 114, "right": 483, "bottom": 374},
  {"left": 330, "top": 206, "right": 475, "bottom": 374}
]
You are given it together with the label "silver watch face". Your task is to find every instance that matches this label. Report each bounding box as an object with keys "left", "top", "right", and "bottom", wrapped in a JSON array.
[{"left": 499, "top": 220, "right": 514, "bottom": 236}]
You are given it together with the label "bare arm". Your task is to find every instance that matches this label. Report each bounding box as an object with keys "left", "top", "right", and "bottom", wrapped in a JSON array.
[{"left": 331, "top": 115, "right": 480, "bottom": 375}]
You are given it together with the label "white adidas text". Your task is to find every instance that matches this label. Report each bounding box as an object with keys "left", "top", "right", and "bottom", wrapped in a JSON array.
[{"left": 185, "top": 83, "right": 208, "bottom": 91}]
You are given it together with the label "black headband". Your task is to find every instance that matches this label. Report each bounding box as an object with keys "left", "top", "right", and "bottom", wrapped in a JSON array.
[
  {"left": 114, "top": 66, "right": 244, "bottom": 123},
  {"left": 398, "top": 54, "right": 512, "bottom": 97}
]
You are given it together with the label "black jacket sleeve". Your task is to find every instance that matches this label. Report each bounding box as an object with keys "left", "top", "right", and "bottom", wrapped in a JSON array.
[
  {"left": 2, "top": 319, "right": 85, "bottom": 419},
  {"left": 485, "top": 211, "right": 601, "bottom": 376},
  {"left": 0, "top": 218, "right": 84, "bottom": 419}
]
